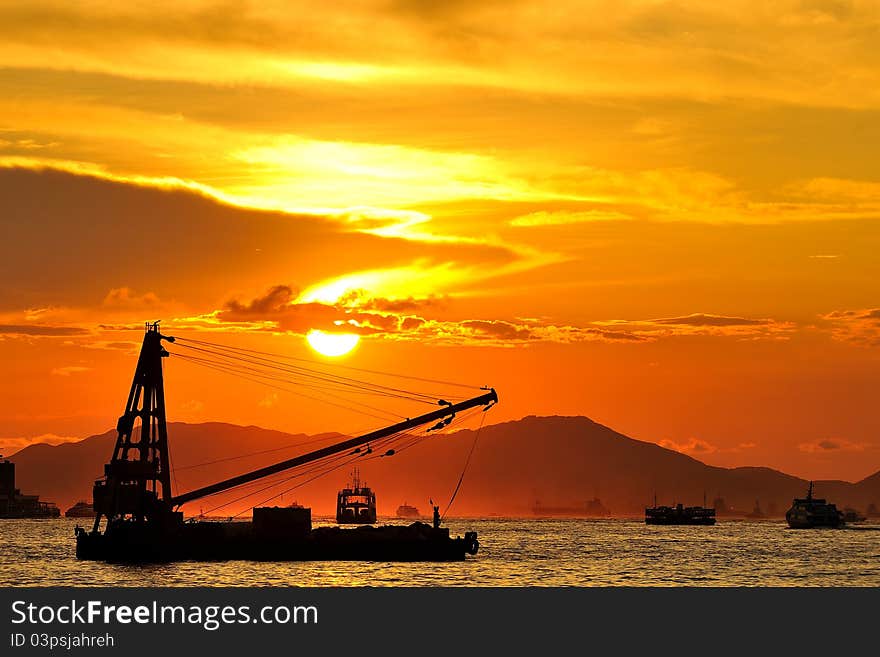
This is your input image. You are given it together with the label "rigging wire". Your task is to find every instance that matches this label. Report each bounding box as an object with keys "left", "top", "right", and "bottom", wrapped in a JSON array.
[
  {"left": 184, "top": 425, "right": 418, "bottom": 513},
  {"left": 191, "top": 448, "right": 360, "bottom": 517},
  {"left": 160, "top": 335, "right": 491, "bottom": 516},
  {"left": 174, "top": 336, "right": 479, "bottom": 392},
  {"left": 173, "top": 341, "right": 443, "bottom": 404},
  {"left": 441, "top": 409, "right": 489, "bottom": 521},
  {"left": 170, "top": 353, "right": 400, "bottom": 422},
  {"left": 172, "top": 433, "right": 344, "bottom": 472},
  {"left": 231, "top": 453, "right": 363, "bottom": 519}
]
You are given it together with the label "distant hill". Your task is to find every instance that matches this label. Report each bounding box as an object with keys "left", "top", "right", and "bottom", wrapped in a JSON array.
[{"left": 8, "top": 416, "right": 880, "bottom": 517}]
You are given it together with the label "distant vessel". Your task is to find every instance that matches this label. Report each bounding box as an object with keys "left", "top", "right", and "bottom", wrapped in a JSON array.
[
  {"left": 785, "top": 482, "right": 843, "bottom": 529},
  {"left": 0, "top": 459, "right": 60, "bottom": 519},
  {"left": 842, "top": 508, "right": 866, "bottom": 524},
  {"left": 396, "top": 502, "right": 420, "bottom": 519},
  {"left": 746, "top": 499, "right": 765, "bottom": 519},
  {"left": 532, "top": 497, "right": 611, "bottom": 517},
  {"left": 585, "top": 498, "right": 611, "bottom": 517},
  {"left": 645, "top": 498, "right": 716, "bottom": 526},
  {"left": 712, "top": 496, "right": 734, "bottom": 516},
  {"left": 65, "top": 501, "right": 96, "bottom": 518},
  {"left": 336, "top": 468, "right": 377, "bottom": 524}
]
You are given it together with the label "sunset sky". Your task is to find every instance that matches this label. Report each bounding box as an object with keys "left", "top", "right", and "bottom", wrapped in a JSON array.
[{"left": 1, "top": 1, "right": 879, "bottom": 481}]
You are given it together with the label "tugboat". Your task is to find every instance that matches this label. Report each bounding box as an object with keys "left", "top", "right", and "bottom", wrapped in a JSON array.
[
  {"left": 785, "top": 482, "right": 844, "bottom": 528},
  {"left": 645, "top": 494, "right": 716, "bottom": 525},
  {"left": 396, "top": 502, "right": 420, "bottom": 519},
  {"left": 336, "top": 469, "right": 377, "bottom": 524},
  {"left": 65, "top": 501, "right": 96, "bottom": 518},
  {"left": 75, "top": 323, "right": 492, "bottom": 562},
  {"left": 0, "top": 459, "right": 61, "bottom": 519}
]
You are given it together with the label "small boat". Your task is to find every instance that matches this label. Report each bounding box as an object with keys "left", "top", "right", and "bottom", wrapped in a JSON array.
[
  {"left": 785, "top": 482, "right": 843, "bottom": 528},
  {"left": 645, "top": 502, "right": 716, "bottom": 525},
  {"left": 396, "top": 502, "right": 420, "bottom": 518},
  {"left": 336, "top": 468, "right": 377, "bottom": 524},
  {"left": 65, "top": 501, "right": 96, "bottom": 518}
]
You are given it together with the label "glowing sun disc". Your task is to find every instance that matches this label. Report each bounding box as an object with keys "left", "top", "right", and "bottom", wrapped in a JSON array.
[{"left": 306, "top": 330, "right": 360, "bottom": 357}]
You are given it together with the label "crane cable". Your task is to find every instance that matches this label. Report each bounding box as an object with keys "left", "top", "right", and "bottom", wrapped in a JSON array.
[
  {"left": 442, "top": 408, "right": 489, "bottom": 521},
  {"left": 174, "top": 336, "right": 480, "bottom": 391},
  {"left": 172, "top": 340, "right": 450, "bottom": 403}
]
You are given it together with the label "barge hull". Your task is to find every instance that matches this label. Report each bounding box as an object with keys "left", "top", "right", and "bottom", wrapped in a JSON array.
[{"left": 76, "top": 521, "right": 478, "bottom": 563}]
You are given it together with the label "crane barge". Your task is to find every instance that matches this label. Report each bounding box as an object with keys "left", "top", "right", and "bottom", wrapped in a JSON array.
[{"left": 75, "top": 322, "right": 495, "bottom": 562}]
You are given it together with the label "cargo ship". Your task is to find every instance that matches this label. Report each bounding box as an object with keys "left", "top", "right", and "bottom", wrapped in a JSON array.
[
  {"left": 336, "top": 469, "right": 377, "bottom": 524},
  {"left": 0, "top": 459, "right": 60, "bottom": 519},
  {"left": 75, "top": 323, "right": 494, "bottom": 563},
  {"left": 645, "top": 500, "right": 716, "bottom": 525},
  {"left": 65, "top": 501, "right": 96, "bottom": 518},
  {"left": 396, "top": 502, "right": 420, "bottom": 519},
  {"left": 785, "top": 482, "right": 844, "bottom": 528}
]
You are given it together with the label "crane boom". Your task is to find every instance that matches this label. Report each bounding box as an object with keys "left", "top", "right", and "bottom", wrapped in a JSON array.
[{"left": 170, "top": 388, "right": 498, "bottom": 507}]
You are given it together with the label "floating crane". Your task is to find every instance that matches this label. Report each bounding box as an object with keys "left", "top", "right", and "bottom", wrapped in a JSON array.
[{"left": 77, "top": 322, "right": 496, "bottom": 562}]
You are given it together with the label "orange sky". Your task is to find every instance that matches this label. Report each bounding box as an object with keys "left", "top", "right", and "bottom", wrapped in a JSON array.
[{"left": 1, "top": 1, "right": 879, "bottom": 481}]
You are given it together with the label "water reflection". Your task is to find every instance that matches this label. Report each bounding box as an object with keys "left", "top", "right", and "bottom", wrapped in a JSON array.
[{"left": 1, "top": 517, "right": 878, "bottom": 587}]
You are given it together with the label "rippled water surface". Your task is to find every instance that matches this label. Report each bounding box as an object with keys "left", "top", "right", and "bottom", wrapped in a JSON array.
[{"left": 2, "top": 517, "right": 879, "bottom": 586}]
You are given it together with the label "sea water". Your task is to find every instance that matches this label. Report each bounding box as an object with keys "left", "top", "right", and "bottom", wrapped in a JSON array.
[{"left": 2, "top": 517, "right": 878, "bottom": 587}]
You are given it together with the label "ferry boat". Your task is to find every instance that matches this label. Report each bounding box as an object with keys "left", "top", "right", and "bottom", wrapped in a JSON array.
[
  {"left": 785, "top": 482, "right": 844, "bottom": 528},
  {"left": 336, "top": 468, "right": 377, "bottom": 524},
  {"left": 785, "top": 481, "right": 844, "bottom": 529},
  {"left": 0, "top": 459, "right": 60, "bottom": 519},
  {"left": 396, "top": 502, "right": 420, "bottom": 519},
  {"left": 645, "top": 502, "right": 716, "bottom": 525},
  {"left": 65, "top": 501, "right": 96, "bottom": 518}
]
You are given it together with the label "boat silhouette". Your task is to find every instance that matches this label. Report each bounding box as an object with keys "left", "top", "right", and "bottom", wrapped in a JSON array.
[
  {"left": 65, "top": 501, "right": 96, "bottom": 518},
  {"left": 336, "top": 468, "right": 376, "bottom": 524},
  {"left": 396, "top": 502, "right": 420, "bottom": 518},
  {"left": 785, "top": 482, "right": 843, "bottom": 528}
]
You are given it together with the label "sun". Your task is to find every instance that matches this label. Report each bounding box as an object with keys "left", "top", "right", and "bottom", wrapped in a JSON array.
[{"left": 306, "top": 330, "right": 360, "bottom": 357}]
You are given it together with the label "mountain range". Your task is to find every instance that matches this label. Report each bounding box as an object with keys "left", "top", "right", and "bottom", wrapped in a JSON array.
[{"left": 7, "top": 416, "right": 880, "bottom": 517}]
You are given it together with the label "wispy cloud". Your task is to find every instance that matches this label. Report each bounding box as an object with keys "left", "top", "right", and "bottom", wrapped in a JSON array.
[
  {"left": 0, "top": 433, "right": 79, "bottom": 455},
  {"left": 798, "top": 438, "right": 869, "bottom": 454},
  {"left": 0, "top": 324, "right": 90, "bottom": 337},
  {"left": 819, "top": 308, "right": 880, "bottom": 346},
  {"left": 176, "top": 288, "right": 803, "bottom": 347},
  {"left": 50, "top": 365, "right": 90, "bottom": 376},
  {"left": 595, "top": 313, "right": 794, "bottom": 340}
]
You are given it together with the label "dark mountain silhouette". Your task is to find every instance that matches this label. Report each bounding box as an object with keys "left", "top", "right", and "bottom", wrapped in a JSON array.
[{"left": 8, "top": 416, "right": 880, "bottom": 517}]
